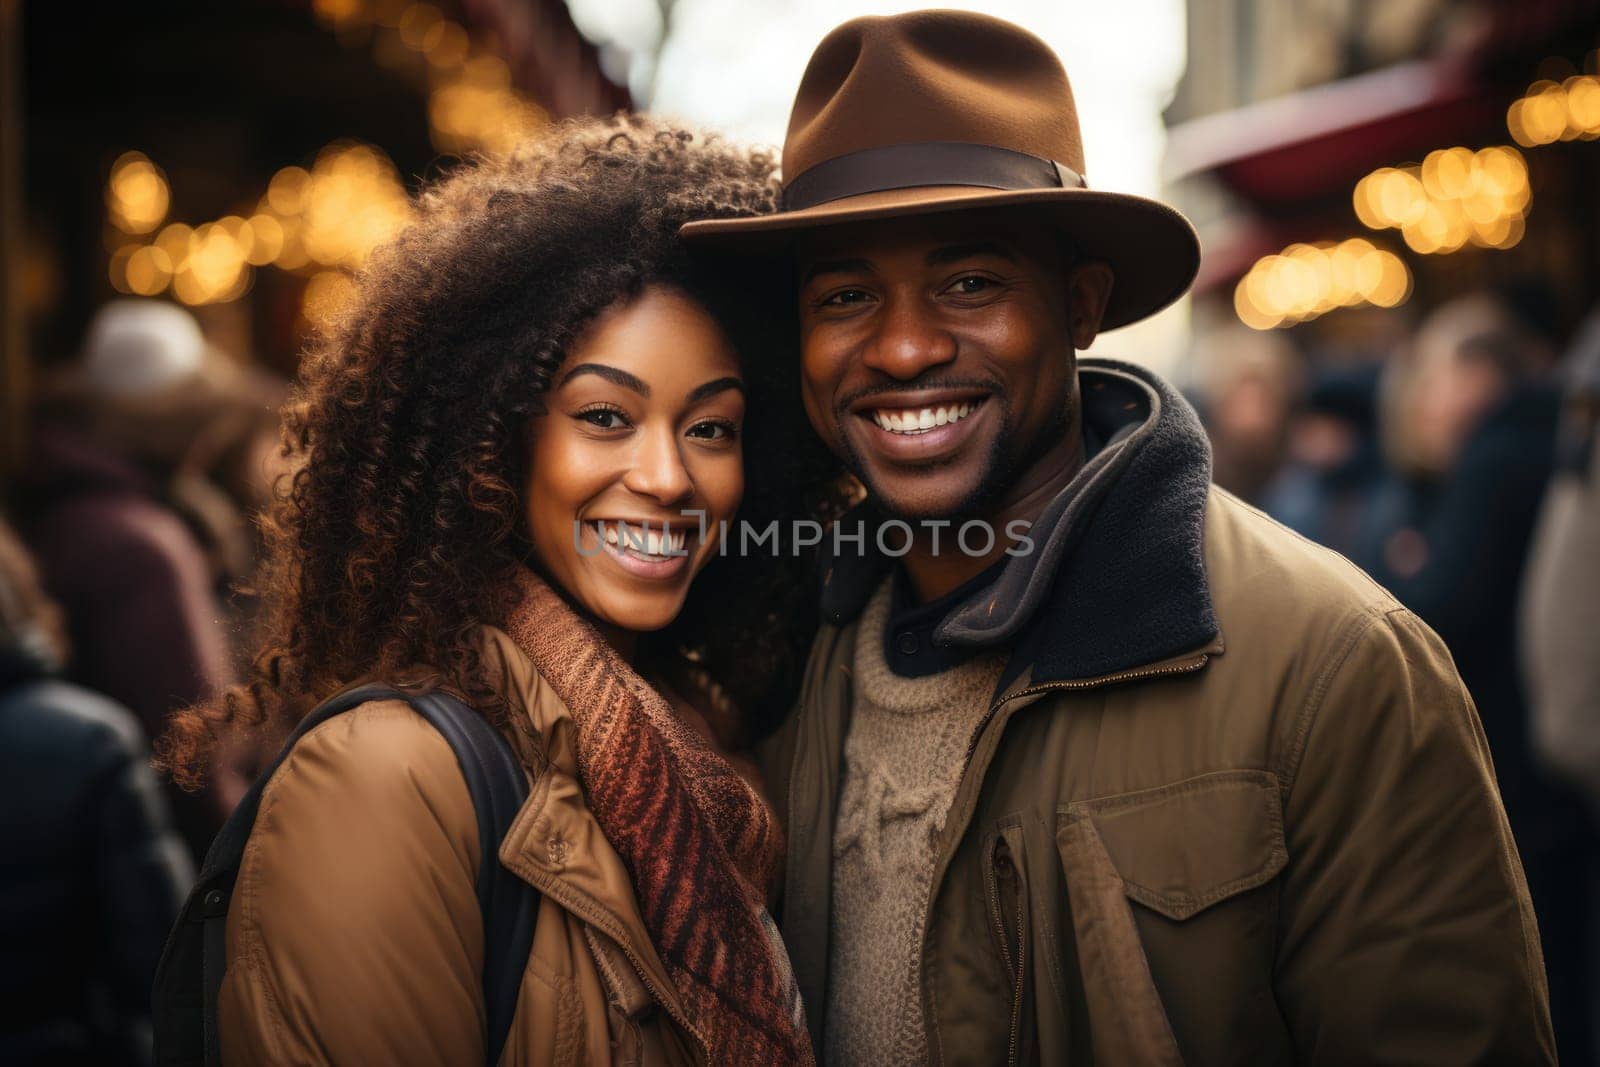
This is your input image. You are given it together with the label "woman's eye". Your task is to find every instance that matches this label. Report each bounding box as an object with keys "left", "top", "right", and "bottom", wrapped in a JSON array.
[
  {"left": 687, "top": 420, "right": 737, "bottom": 441},
  {"left": 577, "top": 408, "right": 628, "bottom": 430}
]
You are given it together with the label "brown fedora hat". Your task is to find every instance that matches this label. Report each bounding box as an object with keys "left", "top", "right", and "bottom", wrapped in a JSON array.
[{"left": 680, "top": 9, "right": 1200, "bottom": 331}]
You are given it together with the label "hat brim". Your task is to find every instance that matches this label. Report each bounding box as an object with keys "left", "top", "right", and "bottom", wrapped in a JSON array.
[{"left": 680, "top": 184, "right": 1199, "bottom": 331}]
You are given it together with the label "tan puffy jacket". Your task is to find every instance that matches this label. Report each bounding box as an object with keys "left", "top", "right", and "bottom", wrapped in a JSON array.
[{"left": 217, "top": 627, "right": 704, "bottom": 1065}]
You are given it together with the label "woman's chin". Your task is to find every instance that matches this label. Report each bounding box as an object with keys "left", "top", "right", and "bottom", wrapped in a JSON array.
[{"left": 579, "top": 584, "right": 689, "bottom": 635}]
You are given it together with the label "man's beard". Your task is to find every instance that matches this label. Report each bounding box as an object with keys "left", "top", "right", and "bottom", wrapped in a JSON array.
[{"left": 840, "top": 392, "right": 1071, "bottom": 523}]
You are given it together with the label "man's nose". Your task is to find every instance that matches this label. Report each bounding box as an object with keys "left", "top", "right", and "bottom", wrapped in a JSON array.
[
  {"left": 860, "top": 294, "right": 957, "bottom": 380},
  {"left": 621, "top": 423, "right": 694, "bottom": 506}
]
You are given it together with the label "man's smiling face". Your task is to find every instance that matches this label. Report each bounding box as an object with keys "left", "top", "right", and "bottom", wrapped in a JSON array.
[{"left": 796, "top": 211, "right": 1082, "bottom": 521}]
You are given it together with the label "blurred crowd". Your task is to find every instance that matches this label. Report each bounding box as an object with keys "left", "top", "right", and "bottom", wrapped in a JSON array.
[
  {"left": 3, "top": 286, "right": 1600, "bottom": 1060},
  {"left": 1, "top": 300, "right": 283, "bottom": 1063},
  {"left": 1193, "top": 284, "right": 1600, "bottom": 1062}
]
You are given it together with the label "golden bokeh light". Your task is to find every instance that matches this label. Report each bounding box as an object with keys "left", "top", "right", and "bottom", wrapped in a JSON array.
[
  {"left": 1508, "top": 74, "right": 1600, "bottom": 145},
  {"left": 108, "top": 245, "right": 138, "bottom": 294},
  {"left": 1353, "top": 146, "right": 1529, "bottom": 255},
  {"left": 244, "top": 214, "right": 285, "bottom": 266},
  {"left": 421, "top": 20, "right": 470, "bottom": 68},
  {"left": 1234, "top": 238, "right": 1411, "bottom": 330},
  {"left": 171, "top": 222, "right": 252, "bottom": 306},
  {"left": 312, "top": 0, "right": 368, "bottom": 29},
  {"left": 126, "top": 246, "right": 175, "bottom": 297},
  {"left": 301, "top": 143, "right": 413, "bottom": 269},
  {"left": 155, "top": 223, "right": 195, "bottom": 270},
  {"left": 106, "top": 152, "right": 171, "bottom": 234},
  {"left": 267, "top": 166, "right": 313, "bottom": 216},
  {"left": 398, "top": 3, "right": 443, "bottom": 49}
]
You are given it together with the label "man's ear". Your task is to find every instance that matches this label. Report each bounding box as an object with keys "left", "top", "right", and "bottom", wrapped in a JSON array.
[{"left": 1066, "top": 261, "right": 1115, "bottom": 350}]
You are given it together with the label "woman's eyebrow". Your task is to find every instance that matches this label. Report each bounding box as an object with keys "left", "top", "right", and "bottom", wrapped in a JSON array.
[
  {"left": 687, "top": 376, "right": 744, "bottom": 404},
  {"left": 558, "top": 363, "right": 650, "bottom": 396}
]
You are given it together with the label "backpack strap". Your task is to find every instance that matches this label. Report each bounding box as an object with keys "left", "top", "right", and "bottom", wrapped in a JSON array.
[
  {"left": 400, "top": 688, "right": 538, "bottom": 1067},
  {"left": 155, "top": 684, "right": 538, "bottom": 1067}
]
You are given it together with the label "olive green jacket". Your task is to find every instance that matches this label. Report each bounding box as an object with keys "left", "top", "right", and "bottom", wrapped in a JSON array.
[{"left": 761, "top": 362, "right": 1554, "bottom": 1065}]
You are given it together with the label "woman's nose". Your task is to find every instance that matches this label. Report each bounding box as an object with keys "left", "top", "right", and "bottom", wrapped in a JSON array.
[{"left": 621, "top": 424, "right": 694, "bottom": 506}]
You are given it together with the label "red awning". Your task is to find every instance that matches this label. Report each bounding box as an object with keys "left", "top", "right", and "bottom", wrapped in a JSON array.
[{"left": 1164, "top": 58, "right": 1502, "bottom": 207}]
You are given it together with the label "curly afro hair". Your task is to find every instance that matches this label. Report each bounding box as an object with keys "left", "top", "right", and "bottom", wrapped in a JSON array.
[{"left": 159, "top": 117, "right": 842, "bottom": 786}]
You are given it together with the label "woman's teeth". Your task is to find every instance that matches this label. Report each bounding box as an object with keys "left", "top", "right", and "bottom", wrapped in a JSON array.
[
  {"left": 870, "top": 400, "right": 982, "bottom": 435},
  {"left": 593, "top": 522, "right": 687, "bottom": 559}
]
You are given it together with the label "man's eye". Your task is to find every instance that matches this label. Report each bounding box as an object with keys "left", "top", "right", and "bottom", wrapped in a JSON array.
[
  {"left": 821, "top": 288, "right": 872, "bottom": 307},
  {"left": 577, "top": 408, "right": 628, "bottom": 430},
  {"left": 950, "top": 275, "right": 996, "bottom": 295}
]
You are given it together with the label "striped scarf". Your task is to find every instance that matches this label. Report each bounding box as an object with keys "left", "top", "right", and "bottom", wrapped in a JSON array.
[{"left": 505, "top": 570, "right": 812, "bottom": 1064}]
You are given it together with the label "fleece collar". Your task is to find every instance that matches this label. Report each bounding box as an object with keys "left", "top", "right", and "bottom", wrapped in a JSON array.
[{"left": 818, "top": 358, "right": 1219, "bottom": 686}]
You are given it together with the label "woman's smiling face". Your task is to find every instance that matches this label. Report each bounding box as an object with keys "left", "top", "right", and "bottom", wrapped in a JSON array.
[{"left": 524, "top": 285, "right": 745, "bottom": 637}]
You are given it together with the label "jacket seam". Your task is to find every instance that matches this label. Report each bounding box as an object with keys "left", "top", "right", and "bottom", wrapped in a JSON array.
[{"left": 1274, "top": 608, "right": 1384, "bottom": 809}]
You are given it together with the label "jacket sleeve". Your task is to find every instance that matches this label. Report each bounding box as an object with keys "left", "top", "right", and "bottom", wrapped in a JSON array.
[
  {"left": 217, "top": 700, "right": 487, "bottom": 1065},
  {"left": 1274, "top": 606, "right": 1555, "bottom": 1064}
]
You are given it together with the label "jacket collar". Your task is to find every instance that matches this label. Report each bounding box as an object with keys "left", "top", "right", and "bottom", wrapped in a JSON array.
[
  {"left": 818, "top": 358, "right": 1220, "bottom": 686},
  {"left": 469, "top": 625, "right": 696, "bottom": 1031}
]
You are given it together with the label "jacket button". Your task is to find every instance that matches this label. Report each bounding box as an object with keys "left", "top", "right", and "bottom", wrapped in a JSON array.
[{"left": 896, "top": 631, "right": 919, "bottom": 656}]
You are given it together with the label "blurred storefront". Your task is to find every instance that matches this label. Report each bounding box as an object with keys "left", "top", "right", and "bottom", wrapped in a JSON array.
[
  {"left": 1166, "top": 6, "right": 1600, "bottom": 1062},
  {"left": 1164, "top": 0, "right": 1600, "bottom": 362},
  {"left": 0, "top": 0, "right": 626, "bottom": 488}
]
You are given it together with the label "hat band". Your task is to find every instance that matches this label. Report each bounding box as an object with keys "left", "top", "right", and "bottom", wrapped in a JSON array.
[{"left": 781, "top": 141, "right": 1085, "bottom": 212}]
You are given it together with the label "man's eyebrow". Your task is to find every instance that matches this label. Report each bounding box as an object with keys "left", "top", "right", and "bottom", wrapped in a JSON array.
[
  {"left": 926, "top": 241, "right": 1019, "bottom": 267},
  {"left": 686, "top": 376, "right": 744, "bottom": 405},
  {"left": 799, "top": 256, "right": 874, "bottom": 287},
  {"left": 557, "top": 363, "right": 650, "bottom": 396}
]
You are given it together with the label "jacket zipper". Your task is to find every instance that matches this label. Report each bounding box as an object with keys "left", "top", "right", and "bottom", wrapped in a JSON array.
[
  {"left": 918, "top": 651, "right": 1211, "bottom": 1062},
  {"left": 964, "top": 654, "right": 1212, "bottom": 761},
  {"left": 990, "top": 839, "right": 1026, "bottom": 1067}
]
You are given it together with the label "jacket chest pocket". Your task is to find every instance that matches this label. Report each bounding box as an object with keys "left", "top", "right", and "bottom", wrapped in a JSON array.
[{"left": 1055, "top": 769, "right": 1289, "bottom": 1065}]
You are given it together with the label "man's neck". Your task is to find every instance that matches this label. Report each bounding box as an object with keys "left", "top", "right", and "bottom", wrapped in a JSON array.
[{"left": 902, "top": 424, "right": 1086, "bottom": 603}]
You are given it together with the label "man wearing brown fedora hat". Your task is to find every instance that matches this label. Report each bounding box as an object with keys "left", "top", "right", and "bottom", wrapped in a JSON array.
[{"left": 684, "top": 10, "right": 1552, "bottom": 1065}]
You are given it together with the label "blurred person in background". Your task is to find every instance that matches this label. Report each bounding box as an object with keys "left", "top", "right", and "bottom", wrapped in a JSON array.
[
  {"left": 1365, "top": 288, "right": 1596, "bottom": 1063},
  {"left": 12, "top": 300, "right": 282, "bottom": 860},
  {"left": 1189, "top": 326, "right": 1301, "bottom": 502},
  {"left": 0, "top": 515, "right": 192, "bottom": 1066},
  {"left": 1260, "top": 362, "right": 1385, "bottom": 559},
  {"left": 1524, "top": 310, "right": 1600, "bottom": 815}
]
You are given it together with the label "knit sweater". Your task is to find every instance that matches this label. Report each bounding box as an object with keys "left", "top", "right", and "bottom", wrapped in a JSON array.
[{"left": 824, "top": 578, "right": 1006, "bottom": 1065}]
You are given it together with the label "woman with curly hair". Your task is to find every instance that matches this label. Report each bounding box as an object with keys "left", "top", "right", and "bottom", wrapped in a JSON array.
[{"left": 159, "top": 118, "right": 835, "bottom": 1065}]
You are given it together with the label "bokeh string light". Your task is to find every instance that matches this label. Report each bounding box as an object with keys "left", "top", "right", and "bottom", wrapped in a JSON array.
[
  {"left": 312, "top": 0, "right": 548, "bottom": 156},
  {"left": 1234, "top": 51, "right": 1588, "bottom": 333},
  {"left": 1352, "top": 146, "right": 1531, "bottom": 255},
  {"left": 106, "top": 142, "right": 414, "bottom": 321},
  {"left": 1234, "top": 238, "right": 1411, "bottom": 331},
  {"left": 1507, "top": 75, "right": 1600, "bottom": 146},
  {"left": 107, "top": 0, "right": 551, "bottom": 325},
  {"left": 105, "top": 152, "right": 170, "bottom": 235}
]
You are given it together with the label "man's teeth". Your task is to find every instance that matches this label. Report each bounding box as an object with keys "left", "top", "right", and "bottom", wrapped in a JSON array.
[
  {"left": 871, "top": 401, "right": 981, "bottom": 434},
  {"left": 595, "top": 523, "right": 686, "bottom": 557}
]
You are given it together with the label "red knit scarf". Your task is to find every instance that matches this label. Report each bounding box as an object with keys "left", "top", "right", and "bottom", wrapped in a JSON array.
[{"left": 505, "top": 570, "right": 813, "bottom": 1065}]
